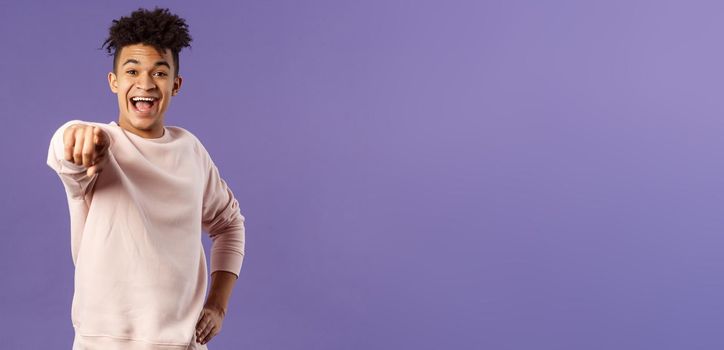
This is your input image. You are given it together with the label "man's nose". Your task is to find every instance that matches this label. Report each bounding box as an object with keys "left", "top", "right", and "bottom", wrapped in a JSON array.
[{"left": 135, "top": 73, "right": 156, "bottom": 90}]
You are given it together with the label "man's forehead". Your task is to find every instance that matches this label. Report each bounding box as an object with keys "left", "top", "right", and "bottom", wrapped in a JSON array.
[{"left": 119, "top": 44, "right": 173, "bottom": 63}]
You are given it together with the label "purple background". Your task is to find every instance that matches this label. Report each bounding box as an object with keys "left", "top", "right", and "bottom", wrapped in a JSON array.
[{"left": 2, "top": 0, "right": 723, "bottom": 348}]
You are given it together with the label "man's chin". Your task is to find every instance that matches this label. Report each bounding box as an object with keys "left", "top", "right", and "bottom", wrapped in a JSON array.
[
  {"left": 131, "top": 108, "right": 160, "bottom": 119},
  {"left": 131, "top": 111, "right": 158, "bottom": 121}
]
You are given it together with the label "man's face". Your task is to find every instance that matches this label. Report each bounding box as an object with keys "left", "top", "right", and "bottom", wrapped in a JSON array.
[{"left": 108, "top": 43, "right": 183, "bottom": 138}]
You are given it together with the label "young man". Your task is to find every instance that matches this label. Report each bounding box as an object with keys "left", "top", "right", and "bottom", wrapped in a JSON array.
[{"left": 45, "top": 7, "right": 245, "bottom": 349}]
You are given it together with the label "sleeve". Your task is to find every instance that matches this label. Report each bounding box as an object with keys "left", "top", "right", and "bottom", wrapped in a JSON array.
[
  {"left": 200, "top": 145, "right": 246, "bottom": 278},
  {"left": 46, "top": 120, "right": 111, "bottom": 201}
]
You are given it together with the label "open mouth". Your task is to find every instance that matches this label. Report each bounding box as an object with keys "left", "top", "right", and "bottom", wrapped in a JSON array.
[{"left": 130, "top": 96, "right": 158, "bottom": 114}]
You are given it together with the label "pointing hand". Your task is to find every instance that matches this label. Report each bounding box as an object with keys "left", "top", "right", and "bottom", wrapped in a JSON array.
[{"left": 63, "top": 124, "right": 110, "bottom": 177}]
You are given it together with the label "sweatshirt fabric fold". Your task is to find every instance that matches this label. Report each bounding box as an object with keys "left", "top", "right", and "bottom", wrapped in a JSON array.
[{"left": 46, "top": 120, "right": 245, "bottom": 350}]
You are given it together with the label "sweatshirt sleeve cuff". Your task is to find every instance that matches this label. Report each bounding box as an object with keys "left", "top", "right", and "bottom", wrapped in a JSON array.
[
  {"left": 59, "top": 158, "right": 88, "bottom": 173},
  {"left": 210, "top": 252, "right": 243, "bottom": 278}
]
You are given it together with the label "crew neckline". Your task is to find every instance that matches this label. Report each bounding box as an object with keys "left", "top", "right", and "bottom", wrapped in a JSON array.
[{"left": 109, "top": 120, "right": 171, "bottom": 143}]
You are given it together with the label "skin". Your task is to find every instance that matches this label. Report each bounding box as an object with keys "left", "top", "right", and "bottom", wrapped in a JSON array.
[
  {"left": 63, "top": 43, "right": 238, "bottom": 345},
  {"left": 197, "top": 270, "right": 238, "bottom": 344}
]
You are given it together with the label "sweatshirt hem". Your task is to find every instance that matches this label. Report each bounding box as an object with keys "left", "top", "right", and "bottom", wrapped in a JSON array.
[{"left": 73, "top": 332, "right": 194, "bottom": 350}]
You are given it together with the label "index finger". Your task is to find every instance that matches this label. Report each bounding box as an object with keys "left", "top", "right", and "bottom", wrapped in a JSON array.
[
  {"left": 63, "top": 125, "right": 78, "bottom": 162},
  {"left": 93, "top": 126, "right": 108, "bottom": 147}
]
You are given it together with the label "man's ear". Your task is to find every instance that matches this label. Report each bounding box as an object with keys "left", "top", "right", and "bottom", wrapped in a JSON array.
[
  {"left": 173, "top": 74, "right": 183, "bottom": 95},
  {"left": 108, "top": 71, "right": 118, "bottom": 93}
]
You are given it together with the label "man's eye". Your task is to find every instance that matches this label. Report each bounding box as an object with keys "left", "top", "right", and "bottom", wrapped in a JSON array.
[
  {"left": 154, "top": 72, "right": 167, "bottom": 77},
  {"left": 126, "top": 70, "right": 136, "bottom": 75}
]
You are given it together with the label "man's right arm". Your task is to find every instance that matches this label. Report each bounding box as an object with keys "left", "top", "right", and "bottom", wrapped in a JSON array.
[{"left": 46, "top": 120, "right": 111, "bottom": 200}]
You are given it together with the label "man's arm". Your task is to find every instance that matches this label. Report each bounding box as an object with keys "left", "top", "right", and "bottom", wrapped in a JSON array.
[
  {"left": 196, "top": 146, "right": 246, "bottom": 344},
  {"left": 205, "top": 270, "right": 238, "bottom": 315},
  {"left": 200, "top": 145, "right": 246, "bottom": 278}
]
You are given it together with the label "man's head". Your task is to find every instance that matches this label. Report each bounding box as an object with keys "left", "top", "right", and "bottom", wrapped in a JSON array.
[{"left": 101, "top": 7, "right": 192, "bottom": 138}]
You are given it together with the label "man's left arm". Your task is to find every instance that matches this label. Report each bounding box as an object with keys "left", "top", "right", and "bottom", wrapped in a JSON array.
[{"left": 196, "top": 149, "right": 246, "bottom": 345}]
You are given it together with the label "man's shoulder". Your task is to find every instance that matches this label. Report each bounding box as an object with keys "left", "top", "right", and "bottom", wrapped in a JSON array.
[
  {"left": 166, "top": 125, "right": 208, "bottom": 153},
  {"left": 167, "top": 125, "right": 198, "bottom": 141}
]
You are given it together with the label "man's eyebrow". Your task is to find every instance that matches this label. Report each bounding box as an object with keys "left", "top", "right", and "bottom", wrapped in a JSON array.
[
  {"left": 122, "top": 59, "right": 140, "bottom": 66},
  {"left": 122, "top": 59, "right": 171, "bottom": 69},
  {"left": 154, "top": 60, "right": 171, "bottom": 69}
]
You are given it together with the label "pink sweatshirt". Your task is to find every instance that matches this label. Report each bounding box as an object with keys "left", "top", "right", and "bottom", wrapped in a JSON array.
[{"left": 46, "top": 120, "right": 245, "bottom": 350}]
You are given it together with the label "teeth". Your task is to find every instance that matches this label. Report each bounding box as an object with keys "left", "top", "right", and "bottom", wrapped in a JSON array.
[{"left": 131, "top": 97, "right": 156, "bottom": 102}]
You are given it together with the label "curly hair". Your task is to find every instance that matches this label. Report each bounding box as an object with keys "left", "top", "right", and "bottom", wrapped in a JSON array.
[{"left": 101, "top": 7, "right": 192, "bottom": 77}]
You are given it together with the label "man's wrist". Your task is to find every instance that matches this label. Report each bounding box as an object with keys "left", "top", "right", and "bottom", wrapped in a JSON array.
[{"left": 204, "top": 300, "right": 228, "bottom": 316}]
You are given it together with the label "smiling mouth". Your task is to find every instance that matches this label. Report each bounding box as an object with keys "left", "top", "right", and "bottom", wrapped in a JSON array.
[{"left": 130, "top": 96, "right": 158, "bottom": 114}]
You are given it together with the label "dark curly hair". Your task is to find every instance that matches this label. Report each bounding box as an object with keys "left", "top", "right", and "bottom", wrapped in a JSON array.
[{"left": 101, "top": 7, "right": 192, "bottom": 77}]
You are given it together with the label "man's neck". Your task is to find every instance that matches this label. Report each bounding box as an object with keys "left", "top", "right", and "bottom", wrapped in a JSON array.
[{"left": 118, "top": 118, "right": 165, "bottom": 139}]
